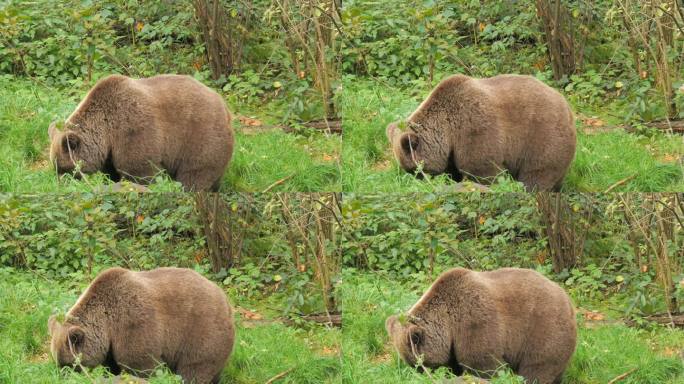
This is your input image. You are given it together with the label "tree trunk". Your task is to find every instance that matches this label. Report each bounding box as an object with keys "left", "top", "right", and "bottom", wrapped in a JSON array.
[
  {"left": 193, "top": 0, "right": 235, "bottom": 80},
  {"left": 536, "top": 193, "right": 585, "bottom": 273},
  {"left": 535, "top": 0, "right": 576, "bottom": 80},
  {"left": 194, "top": 193, "right": 234, "bottom": 273}
]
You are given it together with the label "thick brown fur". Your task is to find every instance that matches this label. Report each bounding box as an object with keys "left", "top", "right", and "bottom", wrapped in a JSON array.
[
  {"left": 48, "top": 74, "right": 234, "bottom": 191},
  {"left": 48, "top": 267, "right": 235, "bottom": 384},
  {"left": 386, "top": 268, "right": 577, "bottom": 384},
  {"left": 387, "top": 74, "right": 576, "bottom": 191}
]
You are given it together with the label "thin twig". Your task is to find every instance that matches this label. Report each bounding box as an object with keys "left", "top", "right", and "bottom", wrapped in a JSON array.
[
  {"left": 262, "top": 175, "right": 294, "bottom": 193},
  {"left": 604, "top": 174, "right": 637, "bottom": 193},
  {"left": 264, "top": 368, "right": 293, "bottom": 384},
  {"left": 607, "top": 368, "right": 637, "bottom": 384}
]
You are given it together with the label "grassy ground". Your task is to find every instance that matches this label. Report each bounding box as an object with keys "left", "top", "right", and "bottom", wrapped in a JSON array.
[
  {"left": 0, "top": 267, "right": 341, "bottom": 384},
  {"left": 341, "top": 269, "right": 684, "bottom": 384},
  {"left": 0, "top": 75, "right": 340, "bottom": 193},
  {"left": 341, "top": 76, "right": 684, "bottom": 193}
]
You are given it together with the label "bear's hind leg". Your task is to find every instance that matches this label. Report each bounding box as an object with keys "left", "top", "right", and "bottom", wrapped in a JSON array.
[
  {"left": 176, "top": 361, "right": 222, "bottom": 384},
  {"left": 516, "top": 362, "right": 564, "bottom": 384},
  {"left": 176, "top": 167, "right": 223, "bottom": 192},
  {"left": 517, "top": 169, "right": 564, "bottom": 192}
]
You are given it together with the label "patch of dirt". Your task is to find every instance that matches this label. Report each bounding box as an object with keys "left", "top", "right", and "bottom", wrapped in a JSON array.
[
  {"left": 30, "top": 155, "right": 50, "bottom": 171},
  {"left": 372, "top": 351, "right": 392, "bottom": 364},
  {"left": 372, "top": 159, "right": 392, "bottom": 171},
  {"left": 28, "top": 352, "right": 50, "bottom": 363},
  {"left": 28, "top": 339, "right": 51, "bottom": 363},
  {"left": 660, "top": 346, "right": 681, "bottom": 358}
]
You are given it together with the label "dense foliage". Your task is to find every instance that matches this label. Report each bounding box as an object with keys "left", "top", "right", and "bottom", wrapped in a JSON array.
[
  {"left": 342, "top": 0, "right": 684, "bottom": 121},
  {"left": 0, "top": 192, "right": 340, "bottom": 316},
  {"left": 0, "top": 0, "right": 339, "bottom": 120}
]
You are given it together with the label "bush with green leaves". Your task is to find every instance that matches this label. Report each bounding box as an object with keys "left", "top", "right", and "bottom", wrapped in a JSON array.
[
  {"left": 0, "top": 0, "right": 332, "bottom": 121},
  {"left": 0, "top": 193, "right": 339, "bottom": 316},
  {"left": 342, "top": 193, "right": 543, "bottom": 277},
  {"left": 0, "top": 193, "right": 199, "bottom": 277}
]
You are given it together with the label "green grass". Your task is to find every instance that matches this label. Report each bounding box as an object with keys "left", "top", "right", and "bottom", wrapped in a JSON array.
[
  {"left": 0, "top": 75, "right": 340, "bottom": 193},
  {"left": 0, "top": 267, "right": 340, "bottom": 384},
  {"left": 341, "top": 76, "right": 684, "bottom": 192},
  {"left": 340, "top": 269, "right": 684, "bottom": 384}
]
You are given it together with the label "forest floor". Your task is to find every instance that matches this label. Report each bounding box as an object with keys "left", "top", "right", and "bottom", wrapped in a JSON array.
[
  {"left": 341, "top": 270, "right": 684, "bottom": 384},
  {"left": 0, "top": 75, "right": 341, "bottom": 193},
  {"left": 341, "top": 77, "right": 684, "bottom": 193},
  {"left": 0, "top": 268, "right": 341, "bottom": 384}
]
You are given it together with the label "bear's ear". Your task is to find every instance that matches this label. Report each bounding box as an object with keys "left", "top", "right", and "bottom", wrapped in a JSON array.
[
  {"left": 400, "top": 133, "right": 419, "bottom": 154},
  {"left": 62, "top": 133, "right": 81, "bottom": 153},
  {"left": 408, "top": 326, "right": 423, "bottom": 347},
  {"left": 67, "top": 326, "right": 85, "bottom": 349}
]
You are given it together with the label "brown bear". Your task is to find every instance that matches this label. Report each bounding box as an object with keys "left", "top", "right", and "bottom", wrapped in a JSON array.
[
  {"left": 48, "top": 74, "right": 234, "bottom": 191},
  {"left": 386, "top": 267, "right": 576, "bottom": 384},
  {"left": 386, "top": 74, "right": 576, "bottom": 191},
  {"left": 48, "top": 267, "right": 235, "bottom": 384}
]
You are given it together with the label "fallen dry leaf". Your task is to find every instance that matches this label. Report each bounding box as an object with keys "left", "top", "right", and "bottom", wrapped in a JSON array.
[
  {"left": 238, "top": 115, "right": 263, "bottom": 127},
  {"left": 582, "top": 117, "right": 605, "bottom": 127},
  {"left": 583, "top": 310, "right": 605, "bottom": 321},
  {"left": 661, "top": 153, "right": 679, "bottom": 163},
  {"left": 321, "top": 346, "right": 339, "bottom": 356},
  {"left": 238, "top": 307, "right": 263, "bottom": 320},
  {"left": 536, "top": 250, "right": 547, "bottom": 264},
  {"left": 194, "top": 250, "right": 205, "bottom": 263}
]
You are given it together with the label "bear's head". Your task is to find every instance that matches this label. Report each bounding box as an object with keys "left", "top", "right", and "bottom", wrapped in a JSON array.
[
  {"left": 387, "top": 120, "right": 454, "bottom": 179},
  {"left": 386, "top": 314, "right": 454, "bottom": 370},
  {"left": 48, "top": 121, "right": 107, "bottom": 177},
  {"left": 48, "top": 315, "right": 109, "bottom": 369}
]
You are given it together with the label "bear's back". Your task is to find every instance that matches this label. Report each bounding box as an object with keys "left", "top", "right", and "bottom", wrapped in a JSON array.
[
  {"left": 130, "top": 75, "right": 232, "bottom": 158},
  {"left": 478, "top": 268, "right": 572, "bottom": 311},
  {"left": 475, "top": 75, "right": 573, "bottom": 133},
  {"left": 477, "top": 268, "right": 575, "bottom": 344},
  {"left": 134, "top": 267, "right": 230, "bottom": 311}
]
